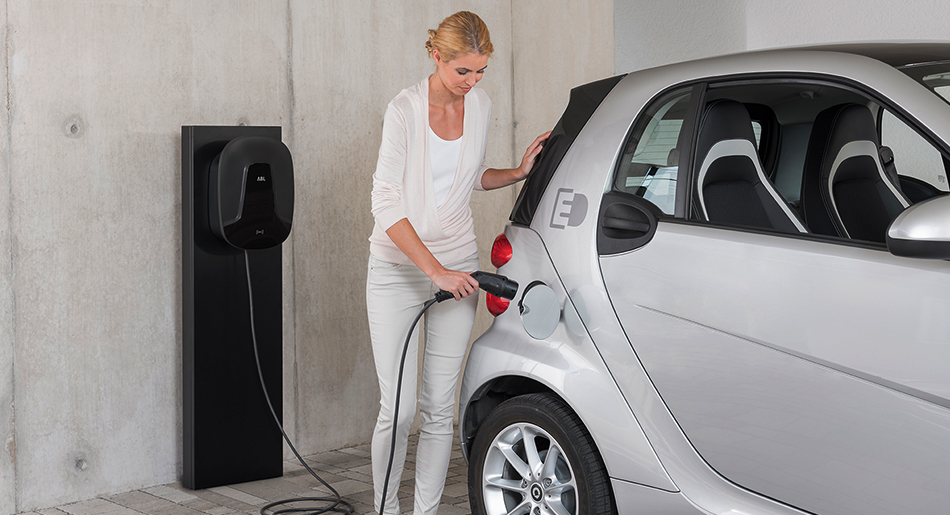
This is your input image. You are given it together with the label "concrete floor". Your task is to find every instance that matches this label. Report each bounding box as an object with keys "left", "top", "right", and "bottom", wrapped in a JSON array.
[{"left": 23, "top": 435, "right": 471, "bottom": 515}]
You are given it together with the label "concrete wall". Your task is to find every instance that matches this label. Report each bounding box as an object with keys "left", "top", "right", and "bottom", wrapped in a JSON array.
[
  {"left": 2, "top": 4, "right": 16, "bottom": 515},
  {"left": 513, "top": 0, "right": 616, "bottom": 175},
  {"left": 6, "top": 1, "right": 290, "bottom": 510},
  {"left": 746, "top": 0, "right": 950, "bottom": 49},
  {"left": 615, "top": 0, "right": 745, "bottom": 73},
  {"left": 615, "top": 0, "right": 950, "bottom": 74},
  {"left": 1, "top": 0, "right": 614, "bottom": 511}
]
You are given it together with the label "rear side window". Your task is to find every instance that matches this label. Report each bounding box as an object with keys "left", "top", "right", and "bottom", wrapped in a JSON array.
[{"left": 614, "top": 88, "right": 693, "bottom": 215}]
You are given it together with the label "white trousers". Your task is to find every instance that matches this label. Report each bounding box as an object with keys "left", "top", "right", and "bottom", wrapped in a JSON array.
[{"left": 366, "top": 253, "right": 479, "bottom": 515}]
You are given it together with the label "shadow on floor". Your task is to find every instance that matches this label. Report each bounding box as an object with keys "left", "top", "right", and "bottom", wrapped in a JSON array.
[{"left": 25, "top": 435, "right": 471, "bottom": 515}]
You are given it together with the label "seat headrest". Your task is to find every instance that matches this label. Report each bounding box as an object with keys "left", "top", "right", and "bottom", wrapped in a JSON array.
[
  {"left": 821, "top": 104, "right": 878, "bottom": 152},
  {"left": 812, "top": 103, "right": 904, "bottom": 196},
  {"left": 695, "top": 100, "right": 757, "bottom": 162},
  {"left": 667, "top": 148, "right": 679, "bottom": 167}
]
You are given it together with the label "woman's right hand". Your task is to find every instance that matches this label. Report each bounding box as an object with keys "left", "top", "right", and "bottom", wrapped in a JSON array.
[
  {"left": 383, "top": 218, "right": 479, "bottom": 300},
  {"left": 431, "top": 267, "right": 480, "bottom": 301}
]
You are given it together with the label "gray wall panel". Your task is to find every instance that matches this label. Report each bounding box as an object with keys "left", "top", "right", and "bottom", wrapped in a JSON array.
[
  {"left": 615, "top": 0, "right": 745, "bottom": 73},
  {"left": 7, "top": 1, "right": 289, "bottom": 509},
  {"left": 1, "top": 4, "right": 16, "bottom": 515}
]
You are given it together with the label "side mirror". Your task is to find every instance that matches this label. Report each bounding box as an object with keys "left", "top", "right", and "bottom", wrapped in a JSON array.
[{"left": 886, "top": 194, "right": 950, "bottom": 259}]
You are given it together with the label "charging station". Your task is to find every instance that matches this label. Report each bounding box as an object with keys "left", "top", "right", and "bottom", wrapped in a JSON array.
[{"left": 181, "top": 126, "right": 292, "bottom": 489}]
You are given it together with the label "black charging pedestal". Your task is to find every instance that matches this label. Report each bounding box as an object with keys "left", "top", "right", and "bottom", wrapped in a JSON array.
[{"left": 181, "top": 126, "right": 284, "bottom": 489}]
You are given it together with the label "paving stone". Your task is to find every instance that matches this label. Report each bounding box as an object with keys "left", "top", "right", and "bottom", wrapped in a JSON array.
[
  {"left": 40, "top": 431, "right": 469, "bottom": 515},
  {"left": 435, "top": 503, "right": 470, "bottom": 515},
  {"left": 441, "top": 482, "right": 468, "bottom": 499},
  {"left": 339, "top": 470, "right": 374, "bottom": 484},
  {"left": 105, "top": 491, "right": 173, "bottom": 512},
  {"left": 187, "top": 490, "right": 258, "bottom": 512},
  {"left": 149, "top": 505, "right": 205, "bottom": 515},
  {"left": 307, "top": 451, "right": 357, "bottom": 467},
  {"left": 225, "top": 482, "right": 292, "bottom": 503},
  {"left": 348, "top": 463, "right": 374, "bottom": 476},
  {"left": 207, "top": 487, "right": 267, "bottom": 507},
  {"left": 144, "top": 485, "right": 200, "bottom": 504},
  {"left": 58, "top": 499, "right": 132, "bottom": 515},
  {"left": 347, "top": 488, "right": 378, "bottom": 506},
  {"left": 251, "top": 477, "right": 318, "bottom": 497},
  {"left": 177, "top": 499, "right": 222, "bottom": 512},
  {"left": 200, "top": 507, "right": 235, "bottom": 515},
  {"left": 316, "top": 478, "right": 372, "bottom": 497},
  {"left": 284, "top": 470, "right": 347, "bottom": 488},
  {"left": 338, "top": 447, "right": 372, "bottom": 458}
]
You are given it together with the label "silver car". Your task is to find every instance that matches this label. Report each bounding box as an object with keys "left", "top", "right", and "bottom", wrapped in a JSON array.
[{"left": 459, "top": 43, "right": 950, "bottom": 515}]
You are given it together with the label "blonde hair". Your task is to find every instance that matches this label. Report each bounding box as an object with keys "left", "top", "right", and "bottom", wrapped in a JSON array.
[{"left": 425, "top": 11, "right": 493, "bottom": 62}]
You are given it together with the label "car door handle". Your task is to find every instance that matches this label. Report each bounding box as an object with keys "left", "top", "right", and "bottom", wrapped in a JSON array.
[
  {"left": 598, "top": 192, "right": 660, "bottom": 255},
  {"left": 602, "top": 216, "right": 650, "bottom": 234}
]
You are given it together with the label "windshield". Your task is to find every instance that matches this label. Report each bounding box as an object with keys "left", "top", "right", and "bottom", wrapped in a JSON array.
[{"left": 897, "top": 61, "right": 950, "bottom": 105}]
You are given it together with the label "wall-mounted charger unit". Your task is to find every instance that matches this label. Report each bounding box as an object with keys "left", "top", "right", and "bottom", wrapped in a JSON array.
[
  {"left": 181, "top": 126, "right": 292, "bottom": 490},
  {"left": 209, "top": 136, "right": 293, "bottom": 250}
]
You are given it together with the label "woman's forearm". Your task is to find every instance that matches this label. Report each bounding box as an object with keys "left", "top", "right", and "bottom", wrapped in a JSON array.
[
  {"left": 479, "top": 130, "right": 551, "bottom": 191},
  {"left": 479, "top": 167, "right": 524, "bottom": 190},
  {"left": 384, "top": 218, "right": 444, "bottom": 279},
  {"left": 384, "top": 218, "right": 480, "bottom": 299}
]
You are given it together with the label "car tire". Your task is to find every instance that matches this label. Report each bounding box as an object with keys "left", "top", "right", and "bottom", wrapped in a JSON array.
[{"left": 468, "top": 393, "right": 616, "bottom": 515}]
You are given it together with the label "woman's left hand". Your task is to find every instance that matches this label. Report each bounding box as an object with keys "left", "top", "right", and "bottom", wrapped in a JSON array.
[
  {"left": 478, "top": 130, "right": 553, "bottom": 191},
  {"left": 515, "top": 131, "right": 552, "bottom": 180}
]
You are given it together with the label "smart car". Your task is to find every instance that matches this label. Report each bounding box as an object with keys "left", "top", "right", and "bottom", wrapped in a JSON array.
[{"left": 459, "top": 43, "right": 950, "bottom": 515}]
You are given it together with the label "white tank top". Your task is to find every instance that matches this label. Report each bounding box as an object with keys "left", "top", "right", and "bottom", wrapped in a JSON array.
[{"left": 428, "top": 126, "right": 462, "bottom": 206}]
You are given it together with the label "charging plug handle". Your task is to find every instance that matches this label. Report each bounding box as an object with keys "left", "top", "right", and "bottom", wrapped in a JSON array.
[
  {"left": 471, "top": 271, "right": 518, "bottom": 300},
  {"left": 436, "top": 271, "right": 518, "bottom": 302}
]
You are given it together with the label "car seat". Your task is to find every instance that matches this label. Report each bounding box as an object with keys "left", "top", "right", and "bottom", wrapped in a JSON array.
[
  {"left": 800, "top": 103, "right": 910, "bottom": 242},
  {"left": 693, "top": 99, "right": 806, "bottom": 233}
]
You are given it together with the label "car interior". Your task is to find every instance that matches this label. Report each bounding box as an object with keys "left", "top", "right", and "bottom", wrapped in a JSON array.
[
  {"left": 692, "top": 98, "right": 806, "bottom": 234},
  {"left": 616, "top": 80, "right": 950, "bottom": 244}
]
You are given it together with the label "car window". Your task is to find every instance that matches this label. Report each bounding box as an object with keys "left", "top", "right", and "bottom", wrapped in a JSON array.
[
  {"left": 773, "top": 123, "right": 811, "bottom": 203},
  {"left": 898, "top": 64, "right": 950, "bottom": 107},
  {"left": 613, "top": 88, "right": 692, "bottom": 215},
  {"left": 690, "top": 79, "right": 950, "bottom": 244},
  {"left": 880, "top": 109, "right": 950, "bottom": 202}
]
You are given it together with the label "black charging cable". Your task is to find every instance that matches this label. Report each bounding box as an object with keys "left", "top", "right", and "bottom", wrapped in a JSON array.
[
  {"left": 376, "top": 291, "right": 449, "bottom": 515},
  {"left": 244, "top": 250, "right": 354, "bottom": 515},
  {"left": 377, "top": 272, "right": 517, "bottom": 515},
  {"left": 245, "top": 249, "right": 516, "bottom": 515}
]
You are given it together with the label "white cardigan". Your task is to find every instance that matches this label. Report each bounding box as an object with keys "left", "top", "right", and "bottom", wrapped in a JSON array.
[{"left": 369, "top": 77, "right": 491, "bottom": 266}]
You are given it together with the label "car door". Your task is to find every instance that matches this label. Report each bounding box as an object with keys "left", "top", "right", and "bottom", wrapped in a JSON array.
[{"left": 598, "top": 78, "right": 950, "bottom": 515}]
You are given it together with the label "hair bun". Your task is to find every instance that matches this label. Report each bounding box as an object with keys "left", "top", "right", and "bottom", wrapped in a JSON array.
[{"left": 425, "top": 29, "right": 437, "bottom": 56}]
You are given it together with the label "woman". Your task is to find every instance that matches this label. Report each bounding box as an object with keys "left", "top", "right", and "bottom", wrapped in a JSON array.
[{"left": 366, "top": 10, "right": 549, "bottom": 515}]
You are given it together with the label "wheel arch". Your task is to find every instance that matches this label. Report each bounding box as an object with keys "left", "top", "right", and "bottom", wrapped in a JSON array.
[{"left": 461, "top": 374, "right": 554, "bottom": 461}]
